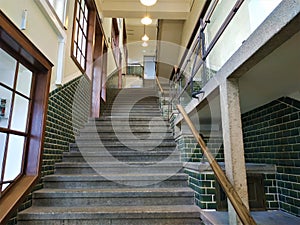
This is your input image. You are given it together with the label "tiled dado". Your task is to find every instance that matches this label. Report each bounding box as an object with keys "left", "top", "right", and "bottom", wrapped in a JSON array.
[
  {"left": 184, "top": 163, "right": 278, "bottom": 211},
  {"left": 243, "top": 97, "right": 300, "bottom": 216},
  {"left": 176, "top": 97, "right": 300, "bottom": 216}
]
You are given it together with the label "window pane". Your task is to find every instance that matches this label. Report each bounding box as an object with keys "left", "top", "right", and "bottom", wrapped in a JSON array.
[
  {"left": 83, "top": 20, "right": 87, "bottom": 35},
  {"left": 77, "top": 51, "right": 81, "bottom": 63},
  {"left": 0, "top": 132, "right": 7, "bottom": 181},
  {"left": 16, "top": 63, "right": 32, "bottom": 97},
  {"left": 10, "top": 95, "right": 29, "bottom": 132},
  {"left": 0, "top": 86, "right": 13, "bottom": 128},
  {"left": 81, "top": 0, "right": 86, "bottom": 10},
  {"left": 0, "top": 48, "right": 17, "bottom": 88},
  {"left": 73, "top": 43, "right": 78, "bottom": 57},
  {"left": 84, "top": 5, "right": 88, "bottom": 19},
  {"left": 3, "top": 135, "right": 25, "bottom": 182},
  {"left": 82, "top": 37, "right": 86, "bottom": 56},
  {"left": 74, "top": 22, "right": 78, "bottom": 42},
  {"left": 80, "top": 10, "right": 84, "bottom": 27},
  {"left": 81, "top": 55, "right": 85, "bottom": 68},
  {"left": 78, "top": 31, "right": 83, "bottom": 49}
]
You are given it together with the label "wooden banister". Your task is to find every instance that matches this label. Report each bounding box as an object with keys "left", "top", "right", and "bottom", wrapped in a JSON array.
[
  {"left": 156, "top": 77, "right": 164, "bottom": 94},
  {"left": 177, "top": 104, "right": 257, "bottom": 225}
]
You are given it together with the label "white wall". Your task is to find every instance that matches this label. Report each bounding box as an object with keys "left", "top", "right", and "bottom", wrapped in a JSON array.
[
  {"left": 0, "top": 0, "right": 59, "bottom": 86},
  {"left": 180, "top": 0, "right": 206, "bottom": 49}
]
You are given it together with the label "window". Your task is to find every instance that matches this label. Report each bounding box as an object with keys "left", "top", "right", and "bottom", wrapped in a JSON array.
[
  {"left": 47, "top": 0, "right": 68, "bottom": 26},
  {"left": 72, "top": 0, "right": 89, "bottom": 71},
  {"left": 0, "top": 11, "right": 52, "bottom": 223},
  {"left": 0, "top": 48, "right": 33, "bottom": 193}
]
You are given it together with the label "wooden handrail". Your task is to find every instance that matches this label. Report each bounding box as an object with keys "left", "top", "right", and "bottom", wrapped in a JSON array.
[
  {"left": 156, "top": 77, "right": 164, "bottom": 94},
  {"left": 177, "top": 104, "right": 257, "bottom": 225}
]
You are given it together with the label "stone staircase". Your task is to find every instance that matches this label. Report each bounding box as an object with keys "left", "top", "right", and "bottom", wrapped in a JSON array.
[{"left": 18, "top": 88, "right": 202, "bottom": 225}]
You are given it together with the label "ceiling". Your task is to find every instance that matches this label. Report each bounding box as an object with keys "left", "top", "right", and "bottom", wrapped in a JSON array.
[
  {"left": 96, "top": 0, "right": 195, "bottom": 43},
  {"left": 97, "top": 0, "right": 195, "bottom": 19}
]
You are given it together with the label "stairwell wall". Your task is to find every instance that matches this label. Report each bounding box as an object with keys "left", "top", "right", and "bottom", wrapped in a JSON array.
[
  {"left": 7, "top": 75, "right": 91, "bottom": 225},
  {"left": 242, "top": 96, "right": 300, "bottom": 216},
  {"left": 176, "top": 96, "right": 300, "bottom": 216}
]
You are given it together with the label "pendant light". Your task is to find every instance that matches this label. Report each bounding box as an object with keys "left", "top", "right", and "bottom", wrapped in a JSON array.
[
  {"left": 140, "top": 0, "right": 157, "bottom": 7},
  {"left": 142, "top": 25, "right": 149, "bottom": 41}
]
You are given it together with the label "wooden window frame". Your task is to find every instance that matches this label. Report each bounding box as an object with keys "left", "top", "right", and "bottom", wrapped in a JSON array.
[
  {"left": 0, "top": 59, "right": 34, "bottom": 194},
  {"left": 71, "top": 0, "right": 90, "bottom": 73},
  {"left": 0, "top": 10, "right": 53, "bottom": 224}
]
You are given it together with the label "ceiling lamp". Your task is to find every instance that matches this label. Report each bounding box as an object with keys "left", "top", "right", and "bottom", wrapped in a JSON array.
[
  {"left": 141, "top": 16, "right": 152, "bottom": 25},
  {"left": 142, "top": 34, "right": 149, "bottom": 41},
  {"left": 142, "top": 25, "right": 149, "bottom": 41},
  {"left": 140, "top": 0, "right": 157, "bottom": 6},
  {"left": 142, "top": 41, "right": 148, "bottom": 47}
]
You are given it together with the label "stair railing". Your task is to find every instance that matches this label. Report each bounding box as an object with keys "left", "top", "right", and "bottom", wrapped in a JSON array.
[
  {"left": 156, "top": 76, "right": 164, "bottom": 94},
  {"left": 155, "top": 77, "right": 167, "bottom": 118},
  {"left": 177, "top": 104, "right": 257, "bottom": 225}
]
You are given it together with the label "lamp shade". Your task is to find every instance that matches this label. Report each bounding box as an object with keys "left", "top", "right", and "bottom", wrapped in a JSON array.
[
  {"left": 141, "top": 16, "right": 152, "bottom": 25},
  {"left": 142, "top": 41, "right": 148, "bottom": 47},
  {"left": 142, "top": 34, "right": 149, "bottom": 41},
  {"left": 140, "top": 0, "right": 157, "bottom": 6}
]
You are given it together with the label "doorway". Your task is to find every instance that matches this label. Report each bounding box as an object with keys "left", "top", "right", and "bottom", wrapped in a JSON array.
[{"left": 143, "top": 56, "right": 156, "bottom": 87}]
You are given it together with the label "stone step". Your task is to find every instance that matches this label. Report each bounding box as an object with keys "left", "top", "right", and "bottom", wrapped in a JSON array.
[
  {"left": 69, "top": 141, "right": 176, "bottom": 149},
  {"left": 55, "top": 161, "right": 184, "bottom": 174},
  {"left": 43, "top": 173, "right": 189, "bottom": 189},
  {"left": 18, "top": 205, "right": 201, "bottom": 225},
  {"left": 104, "top": 103, "right": 159, "bottom": 107},
  {"left": 102, "top": 112, "right": 163, "bottom": 117},
  {"left": 106, "top": 107, "right": 160, "bottom": 110},
  {"left": 78, "top": 127, "right": 172, "bottom": 133},
  {"left": 89, "top": 117, "right": 169, "bottom": 122},
  {"left": 32, "top": 187, "right": 194, "bottom": 207},
  {"left": 76, "top": 131, "right": 173, "bottom": 137},
  {"left": 85, "top": 121, "right": 170, "bottom": 126},
  {"left": 104, "top": 104, "right": 160, "bottom": 108},
  {"left": 62, "top": 151, "right": 179, "bottom": 163},
  {"left": 74, "top": 139, "right": 175, "bottom": 146},
  {"left": 69, "top": 146, "right": 177, "bottom": 153}
]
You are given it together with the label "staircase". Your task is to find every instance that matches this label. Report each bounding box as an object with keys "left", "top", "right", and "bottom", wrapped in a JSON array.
[{"left": 18, "top": 88, "right": 202, "bottom": 225}]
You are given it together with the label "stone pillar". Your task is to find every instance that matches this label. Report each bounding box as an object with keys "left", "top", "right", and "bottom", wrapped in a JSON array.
[{"left": 219, "top": 78, "right": 249, "bottom": 225}]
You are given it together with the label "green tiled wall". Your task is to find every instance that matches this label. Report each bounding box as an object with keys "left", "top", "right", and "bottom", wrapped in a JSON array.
[
  {"left": 176, "top": 135, "right": 224, "bottom": 162},
  {"left": 184, "top": 168, "right": 278, "bottom": 210},
  {"left": 176, "top": 136, "right": 202, "bottom": 162},
  {"left": 7, "top": 75, "right": 91, "bottom": 225},
  {"left": 242, "top": 97, "right": 300, "bottom": 216},
  {"left": 177, "top": 96, "right": 300, "bottom": 213}
]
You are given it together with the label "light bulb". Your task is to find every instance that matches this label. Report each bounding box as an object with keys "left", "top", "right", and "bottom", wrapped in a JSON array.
[
  {"left": 141, "top": 16, "right": 152, "bottom": 25},
  {"left": 140, "top": 0, "right": 157, "bottom": 6},
  {"left": 142, "top": 34, "right": 149, "bottom": 41},
  {"left": 142, "top": 41, "right": 148, "bottom": 47}
]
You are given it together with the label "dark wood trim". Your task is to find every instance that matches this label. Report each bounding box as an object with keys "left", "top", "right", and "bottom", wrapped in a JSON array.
[
  {"left": 101, "top": 44, "right": 108, "bottom": 102},
  {"left": 0, "top": 176, "right": 38, "bottom": 223},
  {"left": 123, "top": 19, "right": 127, "bottom": 42},
  {"left": 85, "top": 8, "right": 96, "bottom": 80},
  {"left": 0, "top": 10, "right": 53, "bottom": 70},
  {"left": 0, "top": 10, "right": 52, "bottom": 224},
  {"left": 91, "top": 21, "right": 104, "bottom": 117},
  {"left": 112, "top": 18, "right": 119, "bottom": 36},
  {"left": 0, "top": 83, "right": 31, "bottom": 100},
  {"left": 71, "top": 0, "right": 87, "bottom": 74}
]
